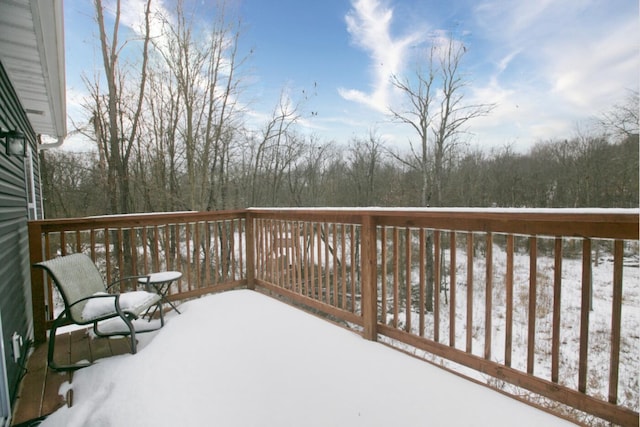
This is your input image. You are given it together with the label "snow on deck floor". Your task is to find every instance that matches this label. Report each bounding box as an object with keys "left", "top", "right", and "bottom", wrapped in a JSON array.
[{"left": 41, "top": 290, "right": 575, "bottom": 426}]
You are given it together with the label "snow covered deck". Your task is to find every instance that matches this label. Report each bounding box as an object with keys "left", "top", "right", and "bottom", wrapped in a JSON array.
[
  {"left": 27, "top": 209, "right": 639, "bottom": 425},
  {"left": 17, "top": 290, "right": 576, "bottom": 426}
]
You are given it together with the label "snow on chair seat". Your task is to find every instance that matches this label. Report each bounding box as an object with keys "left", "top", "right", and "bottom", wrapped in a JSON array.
[
  {"left": 81, "top": 291, "right": 160, "bottom": 322},
  {"left": 34, "top": 253, "right": 165, "bottom": 371}
]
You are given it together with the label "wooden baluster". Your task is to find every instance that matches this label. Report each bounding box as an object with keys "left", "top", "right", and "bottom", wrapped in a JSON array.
[
  {"left": 350, "top": 225, "right": 356, "bottom": 313},
  {"left": 361, "top": 214, "right": 377, "bottom": 341},
  {"left": 419, "top": 228, "right": 425, "bottom": 337},
  {"left": 232, "top": 220, "right": 238, "bottom": 283},
  {"left": 392, "top": 227, "right": 399, "bottom": 329},
  {"left": 204, "top": 221, "right": 212, "bottom": 286},
  {"left": 466, "top": 232, "right": 473, "bottom": 353},
  {"left": 194, "top": 222, "right": 201, "bottom": 288},
  {"left": 239, "top": 218, "right": 245, "bottom": 282},
  {"left": 60, "top": 231, "right": 67, "bottom": 256},
  {"left": 185, "top": 222, "right": 192, "bottom": 291},
  {"left": 551, "top": 237, "right": 562, "bottom": 382},
  {"left": 381, "top": 227, "right": 388, "bottom": 324},
  {"left": 105, "top": 227, "right": 111, "bottom": 284},
  {"left": 117, "top": 228, "right": 124, "bottom": 288},
  {"left": 90, "top": 229, "right": 96, "bottom": 262},
  {"left": 142, "top": 226, "right": 148, "bottom": 274},
  {"left": 309, "top": 222, "right": 316, "bottom": 299},
  {"left": 303, "top": 222, "right": 310, "bottom": 296},
  {"left": 324, "top": 223, "right": 330, "bottom": 304},
  {"left": 317, "top": 222, "right": 323, "bottom": 301},
  {"left": 484, "top": 232, "right": 493, "bottom": 360},
  {"left": 609, "top": 239, "right": 624, "bottom": 404},
  {"left": 578, "top": 238, "right": 592, "bottom": 393},
  {"left": 161, "top": 224, "right": 169, "bottom": 271},
  {"left": 405, "top": 227, "right": 412, "bottom": 333},
  {"left": 450, "top": 231, "right": 456, "bottom": 347},
  {"left": 75, "top": 230, "right": 81, "bottom": 253},
  {"left": 129, "top": 226, "right": 137, "bottom": 277},
  {"left": 527, "top": 236, "right": 537, "bottom": 374},
  {"left": 332, "top": 223, "right": 338, "bottom": 305},
  {"left": 434, "top": 230, "right": 441, "bottom": 343},
  {"left": 175, "top": 224, "right": 182, "bottom": 293},
  {"left": 341, "top": 224, "right": 347, "bottom": 309},
  {"left": 505, "top": 234, "right": 514, "bottom": 367}
]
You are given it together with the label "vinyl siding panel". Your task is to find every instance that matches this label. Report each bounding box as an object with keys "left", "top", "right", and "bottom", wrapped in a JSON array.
[{"left": 0, "top": 60, "right": 37, "bottom": 404}]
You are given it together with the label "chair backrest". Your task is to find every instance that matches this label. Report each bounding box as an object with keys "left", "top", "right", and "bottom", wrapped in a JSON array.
[{"left": 35, "top": 253, "right": 107, "bottom": 324}]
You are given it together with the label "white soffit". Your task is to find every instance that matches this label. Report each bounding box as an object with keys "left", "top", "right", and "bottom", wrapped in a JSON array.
[{"left": 0, "top": 0, "right": 66, "bottom": 139}]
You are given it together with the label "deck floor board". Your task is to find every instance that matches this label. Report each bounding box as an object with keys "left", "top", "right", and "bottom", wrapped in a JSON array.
[{"left": 11, "top": 329, "right": 131, "bottom": 426}]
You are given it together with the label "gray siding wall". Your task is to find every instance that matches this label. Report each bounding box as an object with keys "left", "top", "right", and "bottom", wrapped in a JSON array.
[{"left": 0, "top": 60, "right": 39, "bottom": 403}]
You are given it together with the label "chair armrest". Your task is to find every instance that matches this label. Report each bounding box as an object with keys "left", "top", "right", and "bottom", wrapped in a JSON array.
[{"left": 69, "top": 293, "right": 120, "bottom": 311}]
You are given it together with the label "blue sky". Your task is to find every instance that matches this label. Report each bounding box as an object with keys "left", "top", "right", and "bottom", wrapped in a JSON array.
[{"left": 63, "top": 0, "right": 639, "bottom": 152}]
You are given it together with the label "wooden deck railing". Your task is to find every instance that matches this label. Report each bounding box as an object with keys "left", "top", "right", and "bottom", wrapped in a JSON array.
[
  {"left": 28, "top": 211, "right": 248, "bottom": 340},
  {"left": 29, "top": 208, "right": 639, "bottom": 426}
]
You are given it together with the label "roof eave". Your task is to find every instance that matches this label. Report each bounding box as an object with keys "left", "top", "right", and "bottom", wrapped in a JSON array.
[{"left": 30, "top": 0, "right": 67, "bottom": 140}]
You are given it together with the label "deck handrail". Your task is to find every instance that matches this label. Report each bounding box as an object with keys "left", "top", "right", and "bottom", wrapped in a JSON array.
[
  {"left": 29, "top": 210, "right": 249, "bottom": 339},
  {"left": 28, "top": 208, "right": 639, "bottom": 426}
]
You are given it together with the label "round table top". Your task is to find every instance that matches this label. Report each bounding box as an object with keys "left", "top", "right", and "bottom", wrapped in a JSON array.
[{"left": 138, "top": 271, "right": 182, "bottom": 284}]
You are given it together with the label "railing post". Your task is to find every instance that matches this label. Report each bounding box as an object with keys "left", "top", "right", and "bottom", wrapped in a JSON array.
[
  {"left": 28, "top": 221, "right": 47, "bottom": 344},
  {"left": 245, "top": 211, "right": 255, "bottom": 290},
  {"left": 361, "top": 214, "right": 377, "bottom": 341}
]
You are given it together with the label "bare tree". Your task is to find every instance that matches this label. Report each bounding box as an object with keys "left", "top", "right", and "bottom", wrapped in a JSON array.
[
  {"left": 93, "top": 0, "right": 152, "bottom": 214},
  {"left": 390, "top": 36, "right": 494, "bottom": 312},
  {"left": 285, "top": 136, "right": 336, "bottom": 207},
  {"left": 599, "top": 90, "right": 639, "bottom": 140},
  {"left": 347, "top": 130, "right": 386, "bottom": 206},
  {"left": 134, "top": 63, "right": 183, "bottom": 212},
  {"left": 391, "top": 37, "right": 495, "bottom": 207},
  {"left": 389, "top": 46, "right": 436, "bottom": 207},
  {"left": 249, "top": 89, "right": 302, "bottom": 206},
  {"left": 152, "top": 1, "right": 245, "bottom": 211},
  {"left": 40, "top": 150, "right": 105, "bottom": 218},
  {"left": 431, "top": 39, "right": 496, "bottom": 206}
]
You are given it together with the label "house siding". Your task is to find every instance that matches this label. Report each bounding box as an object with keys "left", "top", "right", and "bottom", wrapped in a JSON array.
[{"left": 0, "top": 60, "right": 39, "bottom": 404}]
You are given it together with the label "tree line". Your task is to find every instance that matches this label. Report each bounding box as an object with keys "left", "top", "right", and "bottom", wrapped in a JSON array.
[
  {"left": 41, "top": 130, "right": 638, "bottom": 218},
  {"left": 40, "top": 1, "right": 638, "bottom": 218}
]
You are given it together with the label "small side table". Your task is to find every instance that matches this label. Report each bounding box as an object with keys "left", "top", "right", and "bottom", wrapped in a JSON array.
[{"left": 138, "top": 271, "right": 182, "bottom": 317}]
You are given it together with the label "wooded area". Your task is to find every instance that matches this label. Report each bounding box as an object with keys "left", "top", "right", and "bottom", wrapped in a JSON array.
[
  {"left": 41, "top": 123, "right": 639, "bottom": 218},
  {"left": 40, "top": 1, "right": 639, "bottom": 218}
]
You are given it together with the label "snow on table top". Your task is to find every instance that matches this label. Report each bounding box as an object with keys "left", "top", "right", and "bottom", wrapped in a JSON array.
[
  {"left": 137, "top": 271, "right": 182, "bottom": 284},
  {"left": 43, "top": 290, "right": 575, "bottom": 427}
]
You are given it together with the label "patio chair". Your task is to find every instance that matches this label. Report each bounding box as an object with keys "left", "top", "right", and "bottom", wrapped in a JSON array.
[{"left": 34, "top": 253, "right": 165, "bottom": 371}]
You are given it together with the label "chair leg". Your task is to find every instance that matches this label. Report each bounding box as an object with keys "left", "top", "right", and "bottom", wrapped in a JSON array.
[
  {"left": 48, "top": 312, "right": 90, "bottom": 372},
  {"left": 93, "top": 310, "right": 164, "bottom": 355},
  {"left": 158, "top": 301, "right": 164, "bottom": 327},
  {"left": 96, "top": 312, "right": 138, "bottom": 354},
  {"left": 125, "top": 314, "right": 137, "bottom": 354},
  {"left": 46, "top": 314, "right": 61, "bottom": 369},
  {"left": 93, "top": 315, "right": 137, "bottom": 353}
]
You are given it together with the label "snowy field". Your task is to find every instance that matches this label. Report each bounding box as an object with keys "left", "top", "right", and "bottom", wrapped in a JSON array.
[
  {"left": 382, "top": 237, "right": 639, "bottom": 423},
  {"left": 41, "top": 290, "right": 576, "bottom": 427}
]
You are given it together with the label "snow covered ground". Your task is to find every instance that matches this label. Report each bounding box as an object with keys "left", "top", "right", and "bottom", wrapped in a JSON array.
[{"left": 41, "top": 290, "right": 575, "bottom": 427}]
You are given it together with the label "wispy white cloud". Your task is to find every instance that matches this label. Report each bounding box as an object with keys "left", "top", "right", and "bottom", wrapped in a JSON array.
[
  {"left": 546, "top": 17, "right": 638, "bottom": 109},
  {"left": 338, "top": 0, "right": 424, "bottom": 113},
  {"left": 116, "top": 0, "right": 168, "bottom": 40},
  {"left": 468, "top": 0, "right": 639, "bottom": 147}
]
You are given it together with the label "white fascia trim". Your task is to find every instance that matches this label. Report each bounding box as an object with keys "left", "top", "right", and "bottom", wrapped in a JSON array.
[{"left": 30, "top": 0, "right": 67, "bottom": 141}]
